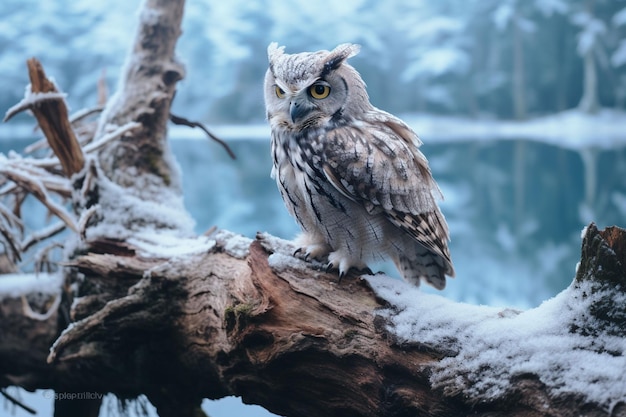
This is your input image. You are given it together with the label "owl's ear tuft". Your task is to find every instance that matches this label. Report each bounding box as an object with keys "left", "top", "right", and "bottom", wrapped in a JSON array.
[
  {"left": 322, "top": 44, "right": 361, "bottom": 77},
  {"left": 267, "top": 42, "right": 285, "bottom": 65}
]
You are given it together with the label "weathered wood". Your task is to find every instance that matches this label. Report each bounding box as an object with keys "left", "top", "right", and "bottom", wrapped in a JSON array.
[
  {"left": 3, "top": 225, "right": 625, "bottom": 416},
  {"left": 24, "top": 226, "right": 620, "bottom": 417},
  {"left": 95, "top": 0, "right": 186, "bottom": 195},
  {"left": 26, "top": 58, "right": 85, "bottom": 177}
]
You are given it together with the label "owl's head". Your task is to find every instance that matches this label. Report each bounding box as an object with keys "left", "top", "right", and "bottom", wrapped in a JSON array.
[{"left": 264, "top": 43, "right": 370, "bottom": 130}]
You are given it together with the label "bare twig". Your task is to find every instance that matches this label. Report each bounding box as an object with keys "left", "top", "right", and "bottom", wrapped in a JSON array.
[
  {"left": 7, "top": 163, "right": 72, "bottom": 197},
  {"left": 0, "top": 389, "right": 36, "bottom": 415},
  {"left": 169, "top": 113, "right": 236, "bottom": 160},
  {"left": 70, "top": 106, "right": 105, "bottom": 125},
  {"left": 0, "top": 165, "right": 77, "bottom": 232},
  {"left": 83, "top": 121, "right": 141, "bottom": 154},
  {"left": 78, "top": 205, "right": 99, "bottom": 240},
  {"left": 23, "top": 137, "right": 52, "bottom": 156},
  {"left": 21, "top": 222, "right": 66, "bottom": 253},
  {"left": 0, "top": 202, "right": 24, "bottom": 233},
  {"left": 23, "top": 106, "right": 105, "bottom": 155},
  {"left": 3, "top": 92, "right": 68, "bottom": 123},
  {"left": 0, "top": 222, "right": 21, "bottom": 263},
  {"left": 33, "top": 242, "right": 63, "bottom": 273},
  {"left": 0, "top": 182, "right": 18, "bottom": 197},
  {"left": 0, "top": 202, "right": 24, "bottom": 262}
]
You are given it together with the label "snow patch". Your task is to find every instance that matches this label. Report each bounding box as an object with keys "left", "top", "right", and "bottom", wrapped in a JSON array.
[
  {"left": 268, "top": 252, "right": 308, "bottom": 272},
  {"left": 367, "top": 275, "right": 626, "bottom": 408},
  {"left": 213, "top": 229, "right": 252, "bottom": 259},
  {"left": 256, "top": 231, "right": 298, "bottom": 255},
  {"left": 0, "top": 272, "right": 63, "bottom": 300},
  {"left": 85, "top": 173, "right": 195, "bottom": 243},
  {"left": 580, "top": 224, "right": 589, "bottom": 239},
  {"left": 128, "top": 231, "right": 215, "bottom": 259},
  {"left": 78, "top": 160, "right": 201, "bottom": 259},
  {"left": 257, "top": 231, "right": 319, "bottom": 272}
]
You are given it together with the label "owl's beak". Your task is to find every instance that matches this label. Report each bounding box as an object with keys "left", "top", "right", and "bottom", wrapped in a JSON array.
[{"left": 289, "top": 100, "right": 310, "bottom": 124}]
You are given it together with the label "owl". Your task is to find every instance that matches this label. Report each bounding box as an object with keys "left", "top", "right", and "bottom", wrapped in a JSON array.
[{"left": 264, "top": 43, "right": 455, "bottom": 289}]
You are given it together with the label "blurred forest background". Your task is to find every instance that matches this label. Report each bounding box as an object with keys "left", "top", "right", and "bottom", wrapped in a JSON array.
[
  {"left": 1, "top": 1, "right": 626, "bottom": 417},
  {"left": 1, "top": 0, "right": 626, "bottom": 121}
]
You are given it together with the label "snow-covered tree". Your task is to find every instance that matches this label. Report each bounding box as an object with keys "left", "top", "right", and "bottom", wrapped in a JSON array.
[
  {"left": 610, "top": 7, "right": 626, "bottom": 108},
  {"left": 571, "top": 1, "right": 607, "bottom": 114}
]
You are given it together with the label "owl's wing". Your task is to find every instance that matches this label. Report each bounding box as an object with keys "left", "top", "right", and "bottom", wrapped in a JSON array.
[{"left": 321, "top": 112, "right": 454, "bottom": 275}]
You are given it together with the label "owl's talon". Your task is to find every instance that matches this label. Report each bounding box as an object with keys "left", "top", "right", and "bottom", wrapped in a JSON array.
[
  {"left": 360, "top": 267, "right": 374, "bottom": 275},
  {"left": 294, "top": 248, "right": 317, "bottom": 262},
  {"left": 292, "top": 237, "right": 331, "bottom": 263},
  {"left": 325, "top": 262, "right": 335, "bottom": 273}
]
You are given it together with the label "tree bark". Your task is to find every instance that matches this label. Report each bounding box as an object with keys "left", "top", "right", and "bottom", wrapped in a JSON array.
[
  {"left": 1, "top": 1, "right": 625, "bottom": 416},
  {"left": 95, "top": 0, "right": 186, "bottom": 197},
  {"left": 2, "top": 226, "right": 625, "bottom": 417}
]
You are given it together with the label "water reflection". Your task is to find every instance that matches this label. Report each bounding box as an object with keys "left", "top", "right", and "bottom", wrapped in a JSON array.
[
  {"left": 173, "top": 136, "right": 625, "bottom": 308},
  {"left": 1, "top": 135, "right": 623, "bottom": 309}
]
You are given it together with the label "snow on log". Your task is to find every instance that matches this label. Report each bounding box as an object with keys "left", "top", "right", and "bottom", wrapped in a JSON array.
[
  {"left": 369, "top": 222, "right": 626, "bottom": 413},
  {"left": 37, "top": 225, "right": 625, "bottom": 417}
]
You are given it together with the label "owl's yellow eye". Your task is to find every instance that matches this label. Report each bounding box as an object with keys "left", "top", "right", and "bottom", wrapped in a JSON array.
[
  {"left": 275, "top": 86, "right": 286, "bottom": 98},
  {"left": 309, "top": 83, "right": 331, "bottom": 99}
]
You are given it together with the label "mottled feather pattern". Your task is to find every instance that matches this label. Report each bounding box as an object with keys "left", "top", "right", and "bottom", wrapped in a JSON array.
[
  {"left": 265, "top": 43, "right": 454, "bottom": 288},
  {"left": 322, "top": 114, "right": 441, "bottom": 215}
]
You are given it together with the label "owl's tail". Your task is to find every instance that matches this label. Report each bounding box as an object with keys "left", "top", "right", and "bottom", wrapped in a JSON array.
[{"left": 394, "top": 246, "right": 450, "bottom": 290}]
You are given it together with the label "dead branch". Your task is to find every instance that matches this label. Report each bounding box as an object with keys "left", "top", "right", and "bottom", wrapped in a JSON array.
[
  {"left": 24, "top": 105, "right": 105, "bottom": 155},
  {"left": 21, "top": 222, "right": 65, "bottom": 253},
  {"left": 169, "top": 113, "right": 236, "bottom": 159},
  {"left": 0, "top": 165, "right": 76, "bottom": 232},
  {"left": 94, "top": 0, "right": 186, "bottom": 195},
  {"left": 82, "top": 121, "right": 141, "bottom": 154},
  {"left": 24, "top": 59, "right": 85, "bottom": 177},
  {"left": 1, "top": 225, "right": 614, "bottom": 417},
  {"left": 0, "top": 389, "right": 37, "bottom": 415}
]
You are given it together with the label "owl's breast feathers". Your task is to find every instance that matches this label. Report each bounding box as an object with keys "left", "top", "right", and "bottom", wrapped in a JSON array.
[{"left": 313, "top": 112, "right": 455, "bottom": 277}]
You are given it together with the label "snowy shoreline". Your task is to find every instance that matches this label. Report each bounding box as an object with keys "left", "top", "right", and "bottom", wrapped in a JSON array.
[{"left": 1, "top": 108, "right": 625, "bottom": 151}]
